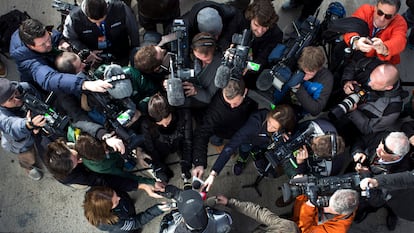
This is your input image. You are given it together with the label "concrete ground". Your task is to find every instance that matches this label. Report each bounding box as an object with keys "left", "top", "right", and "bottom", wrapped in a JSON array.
[{"left": 1, "top": 0, "right": 414, "bottom": 232}]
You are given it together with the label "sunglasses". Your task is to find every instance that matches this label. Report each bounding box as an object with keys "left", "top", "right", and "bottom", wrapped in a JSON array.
[
  {"left": 377, "top": 9, "right": 394, "bottom": 20},
  {"left": 381, "top": 137, "right": 394, "bottom": 154}
]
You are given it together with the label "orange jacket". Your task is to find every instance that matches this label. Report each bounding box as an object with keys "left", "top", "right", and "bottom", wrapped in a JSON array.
[
  {"left": 343, "top": 4, "right": 407, "bottom": 64},
  {"left": 292, "top": 195, "right": 355, "bottom": 233}
]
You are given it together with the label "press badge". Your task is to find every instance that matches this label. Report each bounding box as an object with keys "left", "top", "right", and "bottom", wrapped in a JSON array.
[{"left": 98, "top": 35, "right": 108, "bottom": 49}]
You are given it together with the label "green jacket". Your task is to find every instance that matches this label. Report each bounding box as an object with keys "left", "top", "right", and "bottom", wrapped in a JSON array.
[{"left": 82, "top": 152, "right": 155, "bottom": 185}]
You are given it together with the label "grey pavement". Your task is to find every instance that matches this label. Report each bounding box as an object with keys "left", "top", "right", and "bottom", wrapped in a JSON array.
[{"left": 1, "top": 0, "right": 414, "bottom": 232}]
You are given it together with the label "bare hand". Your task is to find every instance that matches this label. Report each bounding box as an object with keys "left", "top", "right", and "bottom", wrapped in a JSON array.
[
  {"left": 136, "top": 148, "right": 152, "bottom": 168},
  {"left": 295, "top": 145, "right": 308, "bottom": 164},
  {"left": 125, "top": 110, "right": 141, "bottom": 128},
  {"left": 202, "top": 173, "right": 215, "bottom": 192},
  {"left": 85, "top": 50, "right": 103, "bottom": 65},
  {"left": 182, "top": 81, "right": 197, "bottom": 96},
  {"left": 343, "top": 81, "right": 358, "bottom": 95},
  {"left": 105, "top": 135, "right": 125, "bottom": 154},
  {"left": 192, "top": 166, "right": 205, "bottom": 179},
  {"left": 355, "top": 37, "right": 374, "bottom": 53},
  {"left": 355, "top": 163, "right": 369, "bottom": 173},
  {"left": 82, "top": 79, "right": 112, "bottom": 92},
  {"left": 138, "top": 183, "right": 164, "bottom": 199},
  {"left": 157, "top": 202, "right": 173, "bottom": 212},
  {"left": 353, "top": 152, "right": 367, "bottom": 163},
  {"left": 371, "top": 37, "right": 388, "bottom": 55},
  {"left": 359, "top": 177, "right": 379, "bottom": 190}
]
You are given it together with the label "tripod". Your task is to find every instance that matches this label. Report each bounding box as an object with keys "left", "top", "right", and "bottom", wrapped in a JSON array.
[{"left": 242, "top": 161, "right": 274, "bottom": 197}]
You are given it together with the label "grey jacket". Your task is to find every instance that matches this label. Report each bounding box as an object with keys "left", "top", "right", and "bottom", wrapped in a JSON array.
[
  {"left": 227, "top": 198, "right": 299, "bottom": 233},
  {"left": 0, "top": 82, "right": 35, "bottom": 154}
]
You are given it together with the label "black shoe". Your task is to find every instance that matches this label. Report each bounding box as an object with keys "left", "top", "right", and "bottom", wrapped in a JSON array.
[{"left": 386, "top": 212, "right": 398, "bottom": 231}]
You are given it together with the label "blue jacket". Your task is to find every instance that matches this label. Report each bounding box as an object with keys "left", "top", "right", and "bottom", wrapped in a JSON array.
[{"left": 9, "top": 30, "right": 85, "bottom": 96}]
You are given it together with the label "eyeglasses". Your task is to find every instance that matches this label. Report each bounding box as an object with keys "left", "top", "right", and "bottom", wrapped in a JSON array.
[
  {"left": 377, "top": 9, "right": 394, "bottom": 20},
  {"left": 381, "top": 137, "right": 394, "bottom": 154}
]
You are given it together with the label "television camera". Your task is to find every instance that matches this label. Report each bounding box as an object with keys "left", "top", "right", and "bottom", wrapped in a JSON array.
[
  {"left": 17, "top": 86, "right": 69, "bottom": 138},
  {"left": 256, "top": 15, "right": 321, "bottom": 91},
  {"left": 281, "top": 173, "right": 362, "bottom": 207},
  {"left": 265, "top": 124, "right": 315, "bottom": 169},
  {"left": 82, "top": 65, "right": 143, "bottom": 168},
  {"left": 214, "top": 29, "right": 254, "bottom": 88}
]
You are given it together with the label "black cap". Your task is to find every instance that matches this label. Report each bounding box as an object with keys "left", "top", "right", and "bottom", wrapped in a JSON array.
[
  {"left": 177, "top": 189, "right": 208, "bottom": 230},
  {"left": 0, "top": 79, "right": 16, "bottom": 104}
]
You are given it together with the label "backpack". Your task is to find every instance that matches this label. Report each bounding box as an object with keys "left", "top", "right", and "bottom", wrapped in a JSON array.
[{"left": 0, "top": 10, "right": 30, "bottom": 52}]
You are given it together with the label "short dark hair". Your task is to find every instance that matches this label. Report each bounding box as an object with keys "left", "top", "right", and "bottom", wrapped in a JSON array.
[
  {"left": 75, "top": 134, "right": 106, "bottom": 161},
  {"left": 134, "top": 45, "right": 162, "bottom": 73},
  {"left": 223, "top": 79, "right": 245, "bottom": 100},
  {"left": 148, "top": 93, "right": 171, "bottom": 122},
  {"left": 55, "top": 52, "right": 78, "bottom": 74},
  {"left": 267, "top": 104, "right": 296, "bottom": 133},
  {"left": 245, "top": 0, "right": 278, "bottom": 27},
  {"left": 378, "top": 0, "right": 401, "bottom": 11},
  {"left": 298, "top": 46, "right": 325, "bottom": 72},
  {"left": 45, "top": 138, "right": 74, "bottom": 181},
  {"left": 85, "top": 0, "right": 108, "bottom": 20},
  {"left": 19, "top": 18, "right": 47, "bottom": 46}
]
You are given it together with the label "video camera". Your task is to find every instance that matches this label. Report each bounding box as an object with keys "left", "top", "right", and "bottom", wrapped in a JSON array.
[
  {"left": 281, "top": 173, "right": 361, "bottom": 207},
  {"left": 256, "top": 15, "right": 320, "bottom": 91},
  {"left": 214, "top": 29, "right": 254, "bottom": 88},
  {"left": 328, "top": 84, "right": 367, "bottom": 120},
  {"left": 17, "top": 87, "right": 69, "bottom": 138},
  {"left": 51, "top": 0, "right": 77, "bottom": 15},
  {"left": 83, "top": 66, "right": 143, "bottom": 168},
  {"left": 265, "top": 124, "right": 315, "bottom": 169},
  {"left": 170, "top": 19, "right": 193, "bottom": 80}
]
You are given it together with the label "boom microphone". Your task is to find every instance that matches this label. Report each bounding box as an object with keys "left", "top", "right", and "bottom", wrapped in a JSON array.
[
  {"left": 166, "top": 77, "right": 185, "bottom": 106},
  {"left": 256, "top": 69, "right": 274, "bottom": 91},
  {"left": 214, "top": 65, "right": 231, "bottom": 88}
]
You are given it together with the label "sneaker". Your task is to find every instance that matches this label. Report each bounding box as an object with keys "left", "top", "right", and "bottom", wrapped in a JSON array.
[
  {"left": 233, "top": 158, "right": 247, "bottom": 176},
  {"left": 281, "top": 0, "right": 299, "bottom": 10},
  {"left": 0, "top": 59, "right": 7, "bottom": 78},
  {"left": 28, "top": 168, "right": 42, "bottom": 181}
]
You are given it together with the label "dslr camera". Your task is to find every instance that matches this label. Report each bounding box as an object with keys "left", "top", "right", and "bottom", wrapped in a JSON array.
[
  {"left": 281, "top": 173, "right": 361, "bottom": 207},
  {"left": 329, "top": 84, "right": 367, "bottom": 120}
]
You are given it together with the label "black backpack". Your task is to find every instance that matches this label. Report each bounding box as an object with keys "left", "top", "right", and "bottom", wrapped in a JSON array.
[{"left": 0, "top": 10, "right": 30, "bottom": 53}]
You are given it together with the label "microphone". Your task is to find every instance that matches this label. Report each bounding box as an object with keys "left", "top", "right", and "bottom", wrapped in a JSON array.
[
  {"left": 214, "top": 65, "right": 231, "bottom": 88},
  {"left": 256, "top": 69, "right": 274, "bottom": 91},
  {"left": 166, "top": 78, "right": 185, "bottom": 106}
]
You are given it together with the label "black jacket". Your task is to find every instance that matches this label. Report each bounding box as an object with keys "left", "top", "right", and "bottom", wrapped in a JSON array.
[
  {"left": 211, "top": 109, "right": 271, "bottom": 174},
  {"left": 97, "top": 191, "right": 163, "bottom": 233},
  {"left": 141, "top": 108, "right": 193, "bottom": 170},
  {"left": 192, "top": 91, "right": 258, "bottom": 168},
  {"left": 182, "top": 1, "right": 247, "bottom": 51},
  {"left": 250, "top": 25, "right": 283, "bottom": 69}
]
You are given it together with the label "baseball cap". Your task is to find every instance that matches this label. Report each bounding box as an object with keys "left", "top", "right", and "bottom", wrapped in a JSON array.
[
  {"left": 0, "top": 79, "right": 17, "bottom": 104},
  {"left": 177, "top": 189, "right": 208, "bottom": 230}
]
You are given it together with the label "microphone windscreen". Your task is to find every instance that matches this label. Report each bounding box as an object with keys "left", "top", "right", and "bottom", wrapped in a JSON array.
[
  {"left": 166, "top": 78, "right": 185, "bottom": 106},
  {"left": 192, "top": 180, "right": 202, "bottom": 190},
  {"left": 214, "top": 65, "right": 231, "bottom": 88},
  {"left": 206, "top": 196, "right": 217, "bottom": 207},
  {"left": 256, "top": 69, "right": 274, "bottom": 91}
]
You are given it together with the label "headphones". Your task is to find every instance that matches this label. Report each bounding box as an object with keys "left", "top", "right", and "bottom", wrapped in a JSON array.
[{"left": 191, "top": 35, "right": 216, "bottom": 49}]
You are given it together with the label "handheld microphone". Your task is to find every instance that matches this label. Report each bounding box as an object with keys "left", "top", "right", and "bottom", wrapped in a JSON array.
[
  {"left": 214, "top": 65, "right": 231, "bottom": 88},
  {"left": 256, "top": 69, "right": 274, "bottom": 91}
]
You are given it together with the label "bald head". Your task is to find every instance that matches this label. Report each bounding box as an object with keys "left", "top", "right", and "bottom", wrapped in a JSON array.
[{"left": 368, "top": 63, "right": 399, "bottom": 91}]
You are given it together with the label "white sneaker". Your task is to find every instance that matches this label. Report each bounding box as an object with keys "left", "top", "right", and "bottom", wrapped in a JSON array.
[{"left": 28, "top": 168, "right": 42, "bottom": 181}]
